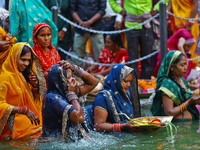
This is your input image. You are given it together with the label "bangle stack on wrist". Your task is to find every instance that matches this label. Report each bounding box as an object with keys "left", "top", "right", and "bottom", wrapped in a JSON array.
[
  {"left": 179, "top": 103, "right": 187, "bottom": 113},
  {"left": 18, "top": 106, "right": 29, "bottom": 114},
  {"left": 66, "top": 91, "right": 78, "bottom": 103},
  {"left": 74, "top": 65, "right": 84, "bottom": 78},
  {"left": 113, "top": 123, "right": 122, "bottom": 132}
]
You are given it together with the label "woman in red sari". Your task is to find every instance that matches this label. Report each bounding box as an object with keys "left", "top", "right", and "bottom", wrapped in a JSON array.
[
  {"left": 153, "top": 28, "right": 195, "bottom": 78},
  {"left": 86, "top": 33, "right": 128, "bottom": 76},
  {"left": 32, "top": 23, "right": 60, "bottom": 80}
]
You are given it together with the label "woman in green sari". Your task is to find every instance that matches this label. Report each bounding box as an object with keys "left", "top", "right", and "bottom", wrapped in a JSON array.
[{"left": 151, "top": 50, "right": 200, "bottom": 120}]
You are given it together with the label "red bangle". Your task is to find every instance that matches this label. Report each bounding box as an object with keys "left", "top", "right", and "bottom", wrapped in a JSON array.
[
  {"left": 113, "top": 123, "right": 122, "bottom": 132},
  {"left": 18, "top": 106, "right": 29, "bottom": 114}
]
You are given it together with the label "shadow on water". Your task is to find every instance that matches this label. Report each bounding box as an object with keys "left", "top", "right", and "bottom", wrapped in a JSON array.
[{"left": 1, "top": 121, "right": 200, "bottom": 150}]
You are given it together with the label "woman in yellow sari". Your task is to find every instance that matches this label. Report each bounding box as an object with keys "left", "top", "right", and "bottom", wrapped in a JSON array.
[
  {"left": 0, "top": 42, "right": 43, "bottom": 139},
  {"left": 167, "top": 0, "right": 199, "bottom": 64}
]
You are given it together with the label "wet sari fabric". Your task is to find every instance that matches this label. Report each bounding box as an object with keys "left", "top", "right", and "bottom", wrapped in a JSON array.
[
  {"left": 84, "top": 64, "right": 141, "bottom": 129},
  {"left": 42, "top": 64, "right": 75, "bottom": 137}
]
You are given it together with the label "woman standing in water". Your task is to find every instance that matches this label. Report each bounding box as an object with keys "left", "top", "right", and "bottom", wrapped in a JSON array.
[
  {"left": 84, "top": 64, "right": 141, "bottom": 132},
  {"left": 0, "top": 42, "right": 43, "bottom": 139},
  {"left": 42, "top": 61, "right": 98, "bottom": 140},
  {"left": 151, "top": 50, "right": 200, "bottom": 120}
]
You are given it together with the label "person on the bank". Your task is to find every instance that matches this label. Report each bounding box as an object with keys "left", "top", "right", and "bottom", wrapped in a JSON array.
[
  {"left": 86, "top": 33, "right": 128, "bottom": 76},
  {"left": 32, "top": 23, "right": 60, "bottom": 80}
]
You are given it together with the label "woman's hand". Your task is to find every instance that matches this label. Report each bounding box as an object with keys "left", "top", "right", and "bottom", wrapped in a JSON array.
[
  {"left": 0, "top": 41, "right": 11, "bottom": 52},
  {"left": 29, "top": 73, "right": 38, "bottom": 88},
  {"left": 121, "top": 121, "right": 143, "bottom": 132},
  {"left": 68, "top": 78, "right": 77, "bottom": 92},
  {"left": 26, "top": 109, "right": 40, "bottom": 125},
  {"left": 193, "top": 89, "right": 200, "bottom": 95},
  {"left": 58, "top": 60, "right": 75, "bottom": 71},
  {"left": 188, "top": 95, "right": 200, "bottom": 105}
]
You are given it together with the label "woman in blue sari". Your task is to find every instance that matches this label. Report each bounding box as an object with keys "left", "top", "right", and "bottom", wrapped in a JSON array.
[
  {"left": 84, "top": 64, "right": 141, "bottom": 132},
  {"left": 151, "top": 50, "right": 200, "bottom": 120},
  {"left": 42, "top": 61, "right": 98, "bottom": 140}
]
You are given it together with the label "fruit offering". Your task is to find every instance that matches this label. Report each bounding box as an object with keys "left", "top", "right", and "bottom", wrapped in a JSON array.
[{"left": 0, "top": 26, "right": 17, "bottom": 44}]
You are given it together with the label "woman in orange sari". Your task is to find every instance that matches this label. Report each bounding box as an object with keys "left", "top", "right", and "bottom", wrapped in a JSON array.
[
  {"left": 0, "top": 42, "right": 43, "bottom": 139},
  {"left": 167, "top": 0, "right": 199, "bottom": 65},
  {"left": 32, "top": 23, "right": 60, "bottom": 80}
]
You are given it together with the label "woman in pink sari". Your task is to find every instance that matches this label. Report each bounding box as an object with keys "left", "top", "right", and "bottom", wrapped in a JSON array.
[{"left": 153, "top": 28, "right": 195, "bottom": 78}]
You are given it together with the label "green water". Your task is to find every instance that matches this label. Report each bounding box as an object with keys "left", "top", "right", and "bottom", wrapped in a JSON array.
[{"left": 0, "top": 120, "right": 200, "bottom": 150}]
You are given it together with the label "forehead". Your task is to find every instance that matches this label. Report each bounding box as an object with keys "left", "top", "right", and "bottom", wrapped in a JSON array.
[
  {"left": 106, "top": 35, "right": 111, "bottom": 40},
  {"left": 177, "top": 55, "right": 187, "bottom": 63},
  {"left": 20, "top": 51, "right": 31, "bottom": 58},
  {"left": 186, "top": 43, "right": 194, "bottom": 47},
  {"left": 38, "top": 27, "right": 51, "bottom": 33},
  {"left": 123, "top": 73, "right": 133, "bottom": 80}
]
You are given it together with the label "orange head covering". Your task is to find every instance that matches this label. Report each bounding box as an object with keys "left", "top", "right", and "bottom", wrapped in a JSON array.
[
  {"left": 0, "top": 42, "right": 42, "bottom": 139},
  {"left": 32, "top": 23, "right": 60, "bottom": 73}
]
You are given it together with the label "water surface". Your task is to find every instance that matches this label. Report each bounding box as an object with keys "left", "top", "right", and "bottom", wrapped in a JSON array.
[{"left": 1, "top": 120, "right": 199, "bottom": 150}]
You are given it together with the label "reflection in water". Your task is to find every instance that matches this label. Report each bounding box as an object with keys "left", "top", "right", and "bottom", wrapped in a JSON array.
[{"left": 0, "top": 121, "right": 200, "bottom": 149}]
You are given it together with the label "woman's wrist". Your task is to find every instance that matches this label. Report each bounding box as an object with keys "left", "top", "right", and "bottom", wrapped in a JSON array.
[
  {"left": 73, "top": 65, "right": 84, "bottom": 78},
  {"left": 18, "top": 106, "right": 29, "bottom": 115},
  {"left": 66, "top": 91, "right": 78, "bottom": 103},
  {"left": 113, "top": 123, "right": 122, "bottom": 132}
]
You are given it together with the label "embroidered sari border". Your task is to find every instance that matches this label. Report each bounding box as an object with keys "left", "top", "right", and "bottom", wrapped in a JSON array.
[
  {"left": 62, "top": 105, "right": 73, "bottom": 139},
  {"left": 0, "top": 105, "right": 14, "bottom": 135},
  {"left": 160, "top": 87, "right": 181, "bottom": 105}
]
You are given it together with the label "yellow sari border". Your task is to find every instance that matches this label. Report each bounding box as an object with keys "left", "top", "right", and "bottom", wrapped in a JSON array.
[
  {"left": 0, "top": 105, "right": 14, "bottom": 135},
  {"left": 102, "top": 90, "right": 121, "bottom": 122},
  {"left": 95, "top": 106, "right": 108, "bottom": 112},
  {"left": 159, "top": 87, "right": 181, "bottom": 105}
]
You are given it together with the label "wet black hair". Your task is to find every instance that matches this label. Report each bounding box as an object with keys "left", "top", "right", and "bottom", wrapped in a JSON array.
[
  {"left": 168, "top": 53, "right": 187, "bottom": 100},
  {"left": 21, "top": 45, "right": 38, "bottom": 87},
  {"left": 108, "top": 33, "right": 124, "bottom": 48}
]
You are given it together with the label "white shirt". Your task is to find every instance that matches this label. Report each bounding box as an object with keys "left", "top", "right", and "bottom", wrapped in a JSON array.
[{"left": 103, "top": 0, "right": 122, "bottom": 22}]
